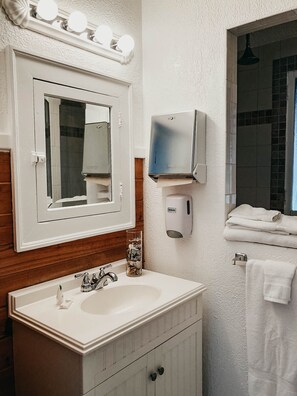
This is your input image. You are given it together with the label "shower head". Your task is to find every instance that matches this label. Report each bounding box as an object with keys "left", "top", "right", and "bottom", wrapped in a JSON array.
[{"left": 238, "top": 33, "right": 259, "bottom": 65}]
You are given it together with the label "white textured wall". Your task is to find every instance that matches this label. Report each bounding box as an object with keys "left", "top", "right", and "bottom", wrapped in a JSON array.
[
  {"left": 142, "top": 1, "right": 297, "bottom": 395},
  {"left": 0, "top": 0, "right": 144, "bottom": 153}
]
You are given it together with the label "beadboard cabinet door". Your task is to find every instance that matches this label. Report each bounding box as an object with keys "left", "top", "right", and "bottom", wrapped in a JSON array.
[
  {"left": 87, "top": 353, "right": 154, "bottom": 396},
  {"left": 90, "top": 322, "right": 202, "bottom": 396},
  {"left": 155, "top": 321, "right": 202, "bottom": 396}
]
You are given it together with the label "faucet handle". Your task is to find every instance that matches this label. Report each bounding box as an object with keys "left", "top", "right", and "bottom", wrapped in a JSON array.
[
  {"left": 74, "top": 272, "right": 92, "bottom": 292},
  {"left": 98, "top": 264, "right": 112, "bottom": 277},
  {"left": 91, "top": 273, "right": 98, "bottom": 283},
  {"left": 74, "top": 272, "right": 89, "bottom": 280}
]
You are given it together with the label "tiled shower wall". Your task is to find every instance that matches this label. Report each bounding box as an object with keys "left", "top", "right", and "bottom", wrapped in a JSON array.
[
  {"left": 225, "top": 32, "right": 237, "bottom": 218},
  {"left": 237, "top": 35, "right": 297, "bottom": 211},
  {"left": 271, "top": 55, "right": 296, "bottom": 211}
]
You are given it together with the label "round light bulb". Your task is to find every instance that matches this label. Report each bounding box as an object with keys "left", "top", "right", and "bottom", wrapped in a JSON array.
[
  {"left": 67, "top": 11, "right": 88, "bottom": 33},
  {"left": 94, "top": 25, "right": 113, "bottom": 47},
  {"left": 117, "top": 35, "right": 135, "bottom": 55},
  {"left": 36, "top": 0, "right": 58, "bottom": 21}
]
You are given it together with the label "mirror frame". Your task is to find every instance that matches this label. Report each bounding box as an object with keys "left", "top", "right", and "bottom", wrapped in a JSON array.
[{"left": 6, "top": 46, "right": 135, "bottom": 252}]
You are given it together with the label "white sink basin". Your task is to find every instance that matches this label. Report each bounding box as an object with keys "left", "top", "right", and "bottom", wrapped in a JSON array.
[
  {"left": 8, "top": 259, "right": 206, "bottom": 353},
  {"left": 81, "top": 284, "right": 161, "bottom": 315}
]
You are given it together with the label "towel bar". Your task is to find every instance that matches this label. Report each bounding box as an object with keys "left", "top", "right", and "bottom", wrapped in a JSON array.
[{"left": 233, "top": 252, "right": 247, "bottom": 266}]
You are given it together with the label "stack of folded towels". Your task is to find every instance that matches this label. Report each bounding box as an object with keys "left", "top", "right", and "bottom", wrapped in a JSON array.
[{"left": 224, "top": 204, "right": 297, "bottom": 248}]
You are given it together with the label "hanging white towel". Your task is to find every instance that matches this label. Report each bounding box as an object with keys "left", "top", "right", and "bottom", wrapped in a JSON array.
[
  {"left": 228, "top": 204, "right": 281, "bottom": 222},
  {"left": 246, "top": 260, "right": 297, "bottom": 396},
  {"left": 263, "top": 260, "right": 296, "bottom": 304}
]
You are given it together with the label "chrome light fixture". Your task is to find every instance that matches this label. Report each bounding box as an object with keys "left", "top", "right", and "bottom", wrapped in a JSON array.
[
  {"left": 238, "top": 34, "right": 259, "bottom": 65},
  {"left": 116, "top": 35, "right": 135, "bottom": 55},
  {"left": 93, "top": 25, "right": 113, "bottom": 47},
  {"left": 66, "top": 11, "right": 88, "bottom": 33},
  {"left": 36, "top": 0, "right": 58, "bottom": 21},
  {"left": 2, "top": 0, "right": 135, "bottom": 64}
]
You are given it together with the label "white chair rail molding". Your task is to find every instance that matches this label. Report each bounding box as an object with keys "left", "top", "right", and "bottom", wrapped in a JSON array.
[{"left": 2, "top": 0, "right": 135, "bottom": 63}]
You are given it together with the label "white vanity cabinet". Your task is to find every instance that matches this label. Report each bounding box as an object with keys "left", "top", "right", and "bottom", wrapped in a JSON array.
[
  {"left": 13, "top": 295, "right": 203, "bottom": 396},
  {"left": 9, "top": 267, "right": 205, "bottom": 396},
  {"left": 90, "top": 322, "right": 201, "bottom": 396}
]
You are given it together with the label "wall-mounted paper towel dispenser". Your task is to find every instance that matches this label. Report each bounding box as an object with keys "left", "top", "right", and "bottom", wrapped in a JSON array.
[{"left": 148, "top": 110, "right": 206, "bottom": 184}]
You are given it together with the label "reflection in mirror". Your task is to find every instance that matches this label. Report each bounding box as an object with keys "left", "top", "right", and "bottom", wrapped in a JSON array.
[
  {"left": 44, "top": 97, "right": 111, "bottom": 209},
  {"left": 236, "top": 21, "right": 297, "bottom": 215}
]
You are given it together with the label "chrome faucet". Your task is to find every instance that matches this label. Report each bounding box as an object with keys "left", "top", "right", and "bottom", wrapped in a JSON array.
[
  {"left": 94, "top": 270, "right": 118, "bottom": 290},
  {"left": 75, "top": 264, "right": 118, "bottom": 292}
]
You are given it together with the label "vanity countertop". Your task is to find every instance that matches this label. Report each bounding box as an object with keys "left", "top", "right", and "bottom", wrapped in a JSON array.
[{"left": 8, "top": 260, "right": 206, "bottom": 354}]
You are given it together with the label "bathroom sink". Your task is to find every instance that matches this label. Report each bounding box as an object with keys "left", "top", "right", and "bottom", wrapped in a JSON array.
[
  {"left": 9, "top": 260, "right": 206, "bottom": 353},
  {"left": 81, "top": 284, "right": 161, "bottom": 315}
]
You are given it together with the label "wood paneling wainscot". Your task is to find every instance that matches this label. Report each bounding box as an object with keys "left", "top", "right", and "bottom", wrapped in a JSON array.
[{"left": 0, "top": 150, "right": 144, "bottom": 396}]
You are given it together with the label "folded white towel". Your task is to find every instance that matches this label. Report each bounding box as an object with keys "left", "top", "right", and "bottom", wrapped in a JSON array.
[
  {"left": 246, "top": 260, "right": 297, "bottom": 395},
  {"left": 228, "top": 204, "right": 281, "bottom": 222},
  {"left": 227, "top": 213, "right": 297, "bottom": 236},
  {"left": 263, "top": 260, "right": 296, "bottom": 304},
  {"left": 278, "top": 215, "right": 297, "bottom": 234},
  {"left": 223, "top": 226, "right": 297, "bottom": 249},
  {"left": 226, "top": 217, "right": 290, "bottom": 235}
]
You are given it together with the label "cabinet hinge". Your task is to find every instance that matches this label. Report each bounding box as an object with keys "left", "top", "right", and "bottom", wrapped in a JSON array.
[
  {"left": 31, "top": 152, "right": 46, "bottom": 165},
  {"left": 118, "top": 113, "right": 123, "bottom": 128},
  {"left": 120, "top": 182, "right": 123, "bottom": 199}
]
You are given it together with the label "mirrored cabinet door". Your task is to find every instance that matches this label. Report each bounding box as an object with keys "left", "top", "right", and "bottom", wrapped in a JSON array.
[{"left": 34, "top": 79, "right": 121, "bottom": 222}]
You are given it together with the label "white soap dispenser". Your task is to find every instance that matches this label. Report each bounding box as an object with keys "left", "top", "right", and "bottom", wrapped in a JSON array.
[{"left": 165, "top": 194, "right": 192, "bottom": 238}]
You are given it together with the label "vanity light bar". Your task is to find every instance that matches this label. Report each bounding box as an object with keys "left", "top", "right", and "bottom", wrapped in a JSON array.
[
  {"left": 2, "top": 0, "right": 135, "bottom": 64},
  {"left": 30, "top": 0, "right": 134, "bottom": 64}
]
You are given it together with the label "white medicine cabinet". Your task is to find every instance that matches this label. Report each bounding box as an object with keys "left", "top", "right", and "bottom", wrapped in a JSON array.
[{"left": 7, "top": 47, "right": 135, "bottom": 252}]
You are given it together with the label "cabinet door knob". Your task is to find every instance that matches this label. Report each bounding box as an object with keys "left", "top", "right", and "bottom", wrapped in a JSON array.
[
  {"left": 150, "top": 372, "right": 157, "bottom": 381},
  {"left": 157, "top": 367, "right": 165, "bottom": 375}
]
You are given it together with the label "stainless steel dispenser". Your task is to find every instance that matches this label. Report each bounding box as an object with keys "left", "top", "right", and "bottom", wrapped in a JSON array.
[{"left": 148, "top": 110, "right": 206, "bottom": 183}]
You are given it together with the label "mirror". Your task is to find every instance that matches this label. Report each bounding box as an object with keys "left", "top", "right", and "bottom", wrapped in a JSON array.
[
  {"left": 236, "top": 21, "right": 297, "bottom": 215},
  {"left": 34, "top": 78, "right": 122, "bottom": 223},
  {"left": 44, "top": 97, "right": 112, "bottom": 209}
]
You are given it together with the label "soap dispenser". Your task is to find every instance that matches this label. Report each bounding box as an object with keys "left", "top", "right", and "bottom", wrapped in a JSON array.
[{"left": 165, "top": 194, "right": 192, "bottom": 238}]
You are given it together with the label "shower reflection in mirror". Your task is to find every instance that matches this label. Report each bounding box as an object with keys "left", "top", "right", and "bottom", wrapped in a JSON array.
[
  {"left": 44, "top": 97, "right": 112, "bottom": 209},
  {"left": 236, "top": 23, "right": 297, "bottom": 215}
]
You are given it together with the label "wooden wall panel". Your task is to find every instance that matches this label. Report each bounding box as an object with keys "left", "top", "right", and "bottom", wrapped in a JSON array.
[
  {"left": 0, "top": 367, "right": 14, "bottom": 396},
  {"left": 0, "top": 152, "right": 11, "bottom": 183},
  {"left": 0, "top": 338, "right": 13, "bottom": 371},
  {"left": 0, "top": 215, "right": 13, "bottom": 251},
  {"left": 0, "top": 307, "right": 9, "bottom": 339},
  {"left": 0, "top": 151, "right": 144, "bottom": 395}
]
